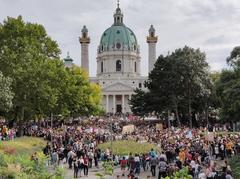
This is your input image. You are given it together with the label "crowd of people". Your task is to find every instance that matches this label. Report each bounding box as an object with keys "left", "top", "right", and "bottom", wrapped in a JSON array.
[
  {"left": 0, "top": 119, "right": 16, "bottom": 141},
  {"left": 5, "top": 116, "right": 240, "bottom": 178}
]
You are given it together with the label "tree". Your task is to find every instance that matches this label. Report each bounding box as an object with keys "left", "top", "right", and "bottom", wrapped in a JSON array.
[
  {"left": 0, "top": 16, "right": 103, "bottom": 128},
  {"left": 0, "top": 71, "right": 14, "bottom": 113},
  {"left": 226, "top": 46, "right": 240, "bottom": 67},
  {"left": 216, "top": 69, "right": 240, "bottom": 122},
  {"left": 216, "top": 46, "right": 240, "bottom": 123},
  {"left": 130, "top": 89, "right": 148, "bottom": 117},
  {"left": 131, "top": 46, "right": 212, "bottom": 127},
  {"left": 0, "top": 16, "right": 61, "bottom": 124},
  {"left": 65, "top": 66, "right": 103, "bottom": 117}
]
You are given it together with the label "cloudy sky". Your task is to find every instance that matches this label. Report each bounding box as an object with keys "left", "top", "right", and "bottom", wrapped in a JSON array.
[{"left": 1, "top": 0, "right": 240, "bottom": 76}]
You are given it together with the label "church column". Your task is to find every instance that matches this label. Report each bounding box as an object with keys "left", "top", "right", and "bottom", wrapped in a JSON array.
[
  {"left": 147, "top": 25, "right": 158, "bottom": 73},
  {"left": 113, "top": 95, "right": 116, "bottom": 114},
  {"left": 106, "top": 95, "right": 109, "bottom": 113},
  {"left": 122, "top": 94, "right": 125, "bottom": 113},
  {"left": 79, "top": 25, "right": 90, "bottom": 74},
  {"left": 129, "top": 94, "right": 132, "bottom": 101}
]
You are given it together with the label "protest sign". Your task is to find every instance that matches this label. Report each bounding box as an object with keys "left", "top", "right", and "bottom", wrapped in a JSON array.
[{"left": 122, "top": 124, "right": 135, "bottom": 134}]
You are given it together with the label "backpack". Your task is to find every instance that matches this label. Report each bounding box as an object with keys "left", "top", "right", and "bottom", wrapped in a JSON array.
[{"left": 159, "top": 161, "right": 167, "bottom": 172}]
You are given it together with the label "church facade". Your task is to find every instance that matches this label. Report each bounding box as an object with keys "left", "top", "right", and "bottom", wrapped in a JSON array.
[{"left": 79, "top": 3, "right": 158, "bottom": 114}]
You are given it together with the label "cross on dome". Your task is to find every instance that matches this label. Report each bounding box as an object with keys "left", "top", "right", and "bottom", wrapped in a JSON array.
[{"left": 117, "top": 0, "right": 119, "bottom": 8}]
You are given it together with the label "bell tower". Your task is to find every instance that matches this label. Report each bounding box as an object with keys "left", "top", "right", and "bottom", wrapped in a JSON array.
[
  {"left": 147, "top": 25, "right": 158, "bottom": 73},
  {"left": 79, "top": 25, "right": 90, "bottom": 74}
]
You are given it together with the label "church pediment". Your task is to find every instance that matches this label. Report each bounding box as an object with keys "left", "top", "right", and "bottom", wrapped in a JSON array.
[{"left": 103, "top": 82, "right": 134, "bottom": 92}]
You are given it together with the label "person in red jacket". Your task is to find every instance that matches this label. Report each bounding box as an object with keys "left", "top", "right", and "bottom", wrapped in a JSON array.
[
  {"left": 120, "top": 156, "right": 128, "bottom": 176},
  {"left": 83, "top": 155, "right": 89, "bottom": 176}
]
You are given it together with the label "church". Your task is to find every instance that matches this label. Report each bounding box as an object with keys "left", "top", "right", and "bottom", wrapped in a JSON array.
[{"left": 76, "top": 2, "right": 158, "bottom": 114}]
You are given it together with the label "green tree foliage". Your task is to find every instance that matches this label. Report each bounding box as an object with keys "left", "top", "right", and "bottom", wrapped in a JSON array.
[
  {"left": 0, "top": 16, "right": 103, "bottom": 124},
  {"left": 216, "top": 46, "right": 240, "bottom": 122},
  {"left": 66, "top": 66, "right": 103, "bottom": 117},
  {"left": 226, "top": 46, "right": 240, "bottom": 67},
  {"left": 0, "top": 71, "right": 14, "bottom": 113},
  {"left": 130, "top": 46, "right": 213, "bottom": 127},
  {"left": 130, "top": 89, "right": 148, "bottom": 117},
  {"left": 216, "top": 69, "right": 240, "bottom": 122}
]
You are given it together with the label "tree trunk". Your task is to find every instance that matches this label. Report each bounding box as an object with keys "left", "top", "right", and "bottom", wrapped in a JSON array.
[
  {"left": 187, "top": 80, "right": 192, "bottom": 128},
  {"left": 167, "top": 110, "right": 171, "bottom": 128},
  {"left": 175, "top": 106, "right": 181, "bottom": 127},
  {"left": 18, "top": 106, "right": 25, "bottom": 136},
  {"left": 205, "top": 102, "right": 209, "bottom": 126},
  {"left": 188, "top": 98, "right": 192, "bottom": 128}
]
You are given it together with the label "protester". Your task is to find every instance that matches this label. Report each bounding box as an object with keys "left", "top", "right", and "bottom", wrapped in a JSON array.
[{"left": 15, "top": 116, "right": 238, "bottom": 178}]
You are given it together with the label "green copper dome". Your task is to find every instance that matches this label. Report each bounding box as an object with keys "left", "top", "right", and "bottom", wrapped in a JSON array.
[
  {"left": 98, "top": 3, "right": 139, "bottom": 53},
  {"left": 99, "top": 25, "right": 138, "bottom": 53}
]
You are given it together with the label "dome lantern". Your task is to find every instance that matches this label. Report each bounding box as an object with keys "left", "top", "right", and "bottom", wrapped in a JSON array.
[{"left": 113, "top": 0, "right": 124, "bottom": 26}]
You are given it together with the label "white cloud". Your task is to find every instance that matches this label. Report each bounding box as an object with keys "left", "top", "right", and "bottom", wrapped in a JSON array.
[{"left": 0, "top": 0, "right": 240, "bottom": 76}]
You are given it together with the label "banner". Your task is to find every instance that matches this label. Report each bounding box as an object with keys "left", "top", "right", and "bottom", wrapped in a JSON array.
[
  {"left": 186, "top": 130, "right": 193, "bottom": 139},
  {"left": 122, "top": 124, "right": 135, "bottom": 134},
  {"left": 156, "top": 123, "right": 163, "bottom": 131},
  {"left": 206, "top": 132, "right": 214, "bottom": 141}
]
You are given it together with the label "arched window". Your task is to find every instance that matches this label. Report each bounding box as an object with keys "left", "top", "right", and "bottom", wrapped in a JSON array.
[
  {"left": 133, "top": 45, "right": 136, "bottom": 51},
  {"left": 116, "top": 60, "right": 121, "bottom": 72},
  {"left": 134, "top": 61, "right": 137, "bottom": 73},
  {"left": 101, "top": 61, "right": 103, "bottom": 73}
]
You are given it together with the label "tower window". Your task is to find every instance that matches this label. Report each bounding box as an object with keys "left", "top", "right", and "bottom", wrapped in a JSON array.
[
  {"left": 134, "top": 62, "right": 137, "bottom": 73},
  {"left": 101, "top": 61, "right": 103, "bottom": 73},
  {"left": 139, "top": 83, "right": 142, "bottom": 88},
  {"left": 116, "top": 60, "right": 121, "bottom": 72}
]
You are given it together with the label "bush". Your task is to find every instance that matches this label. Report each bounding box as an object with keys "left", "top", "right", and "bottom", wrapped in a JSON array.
[
  {"left": 163, "top": 167, "right": 192, "bottom": 179},
  {"left": 0, "top": 152, "right": 64, "bottom": 179},
  {"left": 229, "top": 155, "right": 240, "bottom": 179}
]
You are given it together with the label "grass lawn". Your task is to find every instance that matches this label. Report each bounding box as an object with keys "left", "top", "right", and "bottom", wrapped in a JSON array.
[
  {"left": 98, "top": 140, "right": 158, "bottom": 156},
  {"left": 0, "top": 137, "right": 46, "bottom": 156}
]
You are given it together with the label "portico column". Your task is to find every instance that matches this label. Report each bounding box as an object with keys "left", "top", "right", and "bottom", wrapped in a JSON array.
[
  {"left": 129, "top": 94, "right": 132, "bottom": 100},
  {"left": 113, "top": 95, "right": 116, "bottom": 114},
  {"left": 106, "top": 95, "right": 109, "bottom": 113},
  {"left": 122, "top": 94, "right": 125, "bottom": 113},
  {"left": 128, "top": 94, "right": 132, "bottom": 113}
]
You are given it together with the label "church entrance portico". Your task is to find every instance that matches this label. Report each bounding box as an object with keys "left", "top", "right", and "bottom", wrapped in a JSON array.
[
  {"left": 103, "top": 93, "right": 132, "bottom": 114},
  {"left": 102, "top": 82, "right": 134, "bottom": 114}
]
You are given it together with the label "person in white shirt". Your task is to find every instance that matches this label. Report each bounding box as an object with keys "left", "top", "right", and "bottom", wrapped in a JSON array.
[{"left": 198, "top": 169, "right": 207, "bottom": 179}]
